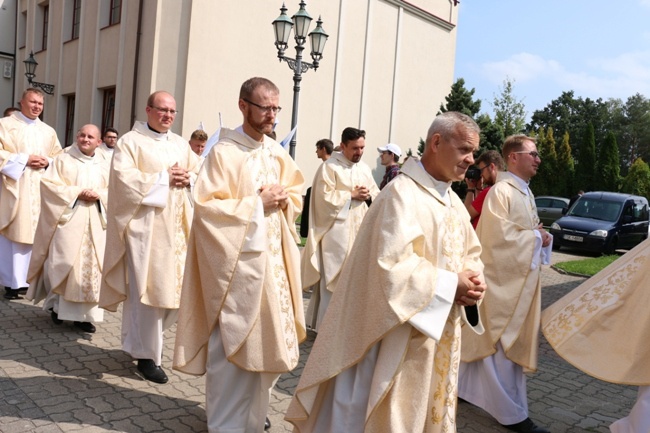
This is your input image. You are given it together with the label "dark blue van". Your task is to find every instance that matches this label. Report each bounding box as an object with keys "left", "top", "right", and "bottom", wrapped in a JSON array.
[{"left": 549, "top": 191, "right": 649, "bottom": 254}]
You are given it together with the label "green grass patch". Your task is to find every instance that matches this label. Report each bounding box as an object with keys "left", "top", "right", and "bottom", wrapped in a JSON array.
[{"left": 554, "top": 254, "right": 620, "bottom": 276}]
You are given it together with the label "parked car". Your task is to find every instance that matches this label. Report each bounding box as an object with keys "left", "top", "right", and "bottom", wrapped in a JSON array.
[
  {"left": 535, "top": 196, "right": 569, "bottom": 227},
  {"left": 550, "top": 191, "right": 650, "bottom": 254}
]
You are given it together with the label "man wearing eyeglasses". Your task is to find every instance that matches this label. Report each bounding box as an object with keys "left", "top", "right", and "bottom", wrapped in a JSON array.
[
  {"left": 464, "top": 150, "right": 506, "bottom": 228},
  {"left": 100, "top": 91, "right": 201, "bottom": 385},
  {"left": 99, "top": 127, "right": 118, "bottom": 158},
  {"left": 301, "top": 126, "right": 380, "bottom": 332},
  {"left": 459, "top": 135, "right": 552, "bottom": 433},
  {"left": 173, "top": 77, "right": 305, "bottom": 432}
]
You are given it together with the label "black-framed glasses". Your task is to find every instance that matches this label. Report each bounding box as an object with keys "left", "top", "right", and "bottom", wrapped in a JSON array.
[
  {"left": 149, "top": 106, "right": 179, "bottom": 115},
  {"left": 512, "top": 150, "right": 540, "bottom": 159},
  {"left": 243, "top": 98, "right": 282, "bottom": 114},
  {"left": 477, "top": 164, "right": 490, "bottom": 172}
]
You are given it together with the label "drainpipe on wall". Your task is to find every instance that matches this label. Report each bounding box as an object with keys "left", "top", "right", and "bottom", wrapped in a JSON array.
[{"left": 130, "top": 0, "right": 144, "bottom": 127}]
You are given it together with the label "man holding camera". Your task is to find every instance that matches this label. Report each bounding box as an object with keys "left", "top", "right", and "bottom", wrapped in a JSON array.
[{"left": 464, "top": 150, "right": 505, "bottom": 228}]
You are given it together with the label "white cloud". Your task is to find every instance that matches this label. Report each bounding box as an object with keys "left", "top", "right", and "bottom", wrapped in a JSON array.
[
  {"left": 480, "top": 51, "right": 650, "bottom": 103},
  {"left": 482, "top": 53, "right": 563, "bottom": 84}
]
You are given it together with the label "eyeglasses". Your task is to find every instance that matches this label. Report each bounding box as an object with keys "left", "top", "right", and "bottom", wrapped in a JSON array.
[
  {"left": 243, "top": 98, "right": 282, "bottom": 114},
  {"left": 512, "top": 150, "right": 540, "bottom": 159},
  {"left": 104, "top": 136, "right": 118, "bottom": 140},
  {"left": 149, "top": 106, "right": 179, "bottom": 115},
  {"left": 477, "top": 164, "right": 490, "bottom": 171}
]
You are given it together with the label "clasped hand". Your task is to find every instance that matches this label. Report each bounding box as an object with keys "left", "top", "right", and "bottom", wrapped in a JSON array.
[
  {"left": 455, "top": 270, "right": 486, "bottom": 306},
  {"left": 537, "top": 224, "right": 553, "bottom": 248},
  {"left": 260, "top": 184, "right": 289, "bottom": 212},
  {"left": 78, "top": 189, "right": 100, "bottom": 202},
  {"left": 351, "top": 185, "right": 370, "bottom": 201},
  {"left": 168, "top": 163, "right": 190, "bottom": 188},
  {"left": 27, "top": 154, "right": 48, "bottom": 169}
]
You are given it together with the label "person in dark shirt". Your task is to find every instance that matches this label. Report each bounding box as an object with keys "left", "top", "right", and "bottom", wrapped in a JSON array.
[{"left": 378, "top": 143, "right": 402, "bottom": 189}]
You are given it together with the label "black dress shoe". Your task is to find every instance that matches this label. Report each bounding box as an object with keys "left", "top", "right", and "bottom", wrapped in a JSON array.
[
  {"left": 264, "top": 416, "right": 271, "bottom": 431},
  {"left": 51, "top": 311, "right": 63, "bottom": 325},
  {"left": 136, "top": 359, "right": 169, "bottom": 384},
  {"left": 503, "top": 417, "right": 550, "bottom": 433},
  {"left": 17, "top": 287, "right": 28, "bottom": 294},
  {"left": 4, "top": 288, "right": 22, "bottom": 300},
  {"left": 73, "top": 321, "right": 96, "bottom": 333}
]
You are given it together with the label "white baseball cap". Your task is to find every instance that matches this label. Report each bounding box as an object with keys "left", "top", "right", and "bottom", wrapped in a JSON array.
[{"left": 377, "top": 143, "right": 402, "bottom": 158}]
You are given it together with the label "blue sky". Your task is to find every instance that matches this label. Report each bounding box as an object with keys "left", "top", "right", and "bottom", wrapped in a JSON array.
[{"left": 454, "top": 0, "right": 650, "bottom": 121}]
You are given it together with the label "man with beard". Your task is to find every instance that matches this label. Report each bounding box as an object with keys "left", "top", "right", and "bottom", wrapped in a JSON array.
[
  {"left": 459, "top": 135, "right": 552, "bottom": 433},
  {"left": 301, "top": 127, "right": 380, "bottom": 331},
  {"left": 173, "top": 77, "right": 305, "bottom": 432}
]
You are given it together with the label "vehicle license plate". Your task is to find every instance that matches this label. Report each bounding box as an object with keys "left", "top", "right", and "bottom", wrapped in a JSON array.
[{"left": 564, "top": 234, "right": 583, "bottom": 242}]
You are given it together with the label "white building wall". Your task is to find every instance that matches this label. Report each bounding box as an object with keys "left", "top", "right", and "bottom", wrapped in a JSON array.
[
  {"left": 0, "top": 0, "right": 17, "bottom": 110},
  {"left": 14, "top": 0, "right": 458, "bottom": 187}
]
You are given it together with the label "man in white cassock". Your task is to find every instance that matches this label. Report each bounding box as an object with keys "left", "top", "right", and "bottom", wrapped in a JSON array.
[
  {"left": 459, "top": 135, "right": 552, "bottom": 433},
  {"left": 286, "top": 112, "right": 486, "bottom": 433},
  {"left": 26, "top": 124, "right": 108, "bottom": 334},
  {"left": 300, "top": 126, "right": 380, "bottom": 331},
  {"left": 100, "top": 91, "right": 200, "bottom": 384},
  {"left": 173, "top": 77, "right": 305, "bottom": 433},
  {"left": 0, "top": 88, "right": 62, "bottom": 299}
]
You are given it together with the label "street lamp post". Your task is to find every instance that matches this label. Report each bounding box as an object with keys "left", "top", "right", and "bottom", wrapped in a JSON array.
[
  {"left": 272, "top": 1, "right": 328, "bottom": 159},
  {"left": 23, "top": 51, "right": 55, "bottom": 95}
]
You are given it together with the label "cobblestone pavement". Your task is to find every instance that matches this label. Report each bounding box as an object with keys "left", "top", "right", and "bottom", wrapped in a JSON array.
[{"left": 0, "top": 250, "right": 634, "bottom": 432}]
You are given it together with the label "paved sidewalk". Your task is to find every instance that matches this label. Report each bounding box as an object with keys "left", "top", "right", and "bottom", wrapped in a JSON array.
[{"left": 0, "top": 251, "right": 634, "bottom": 432}]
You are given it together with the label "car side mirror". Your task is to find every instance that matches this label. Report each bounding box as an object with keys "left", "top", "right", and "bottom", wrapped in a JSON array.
[
  {"left": 562, "top": 207, "right": 568, "bottom": 215},
  {"left": 622, "top": 215, "right": 634, "bottom": 224}
]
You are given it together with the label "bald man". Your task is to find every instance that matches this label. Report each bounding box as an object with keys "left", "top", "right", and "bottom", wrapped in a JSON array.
[
  {"left": 100, "top": 91, "right": 201, "bottom": 384},
  {"left": 27, "top": 125, "right": 109, "bottom": 334}
]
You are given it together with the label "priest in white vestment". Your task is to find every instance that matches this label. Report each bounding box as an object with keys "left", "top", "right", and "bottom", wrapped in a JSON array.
[
  {"left": 100, "top": 91, "right": 200, "bottom": 384},
  {"left": 301, "top": 127, "right": 380, "bottom": 330},
  {"left": 542, "top": 237, "right": 650, "bottom": 433},
  {"left": 0, "top": 88, "right": 62, "bottom": 299},
  {"left": 459, "top": 135, "right": 552, "bottom": 433},
  {"left": 26, "top": 124, "right": 108, "bottom": 333},
  {"left": 173, "top": 77, "right": 305, "bottom": 433},
  {"left": 286, "top": 112, "right": 486, "bottom": 433}
]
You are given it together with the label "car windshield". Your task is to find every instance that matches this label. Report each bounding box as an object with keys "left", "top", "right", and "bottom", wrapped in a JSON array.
[{"left": 568, "top": 198, "right": 622, "bottom": 222}]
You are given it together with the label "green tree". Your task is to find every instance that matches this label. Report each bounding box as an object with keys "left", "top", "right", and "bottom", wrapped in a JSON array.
[
  {"left": 575, "top": 123, "right": 596, "bottom": 191},
  {"left": 556, "top": 131, "right": 575, "bottom": 197},
  {"left": 438, "top": 78, "right": 481, "bottom": 117},
  {"left": 492, "top": 77, "right": 526, "bottom": 137},
  {"left": 595, "top": 131, "right": 621, "bottom": 192},
  {"left": 617, "top": 94, "right": 650, "bottom": 172},
  {"left": 531, "top": 128, "right": 560, "bottom": 196},
  {"left": 476, "top": 113, "right": 504, "bottom": 153},
  {"left": 543, "top": 128, "right": 559, "bottom": 195},
  {"left": 621, "top": 158, "right": 650, "bottom": 199},
  {"left": 527, "top": 91, "right": 610, "bottom": 156}
]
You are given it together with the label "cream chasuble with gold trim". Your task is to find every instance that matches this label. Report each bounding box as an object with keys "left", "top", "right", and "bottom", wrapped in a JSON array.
[
  {"left": 286, "top": 158, "right": 484, "bottom": 433},
  {"left": 27, "top": 145, "right": 109, "bottom": 318},
  {"left": 173, "top": 128, "right": 306, "bottom": 376},
  {"left": 100, "top": 121, "right": 200, "bottom": 311},
  {"left": 0, "top": 112, "right": 63, "bottom": 244}
]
